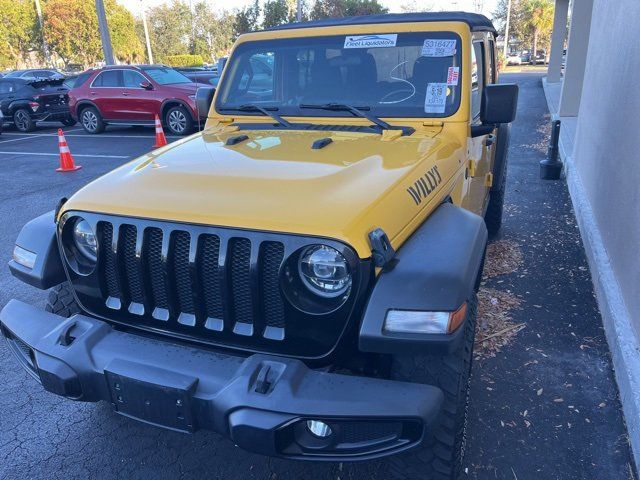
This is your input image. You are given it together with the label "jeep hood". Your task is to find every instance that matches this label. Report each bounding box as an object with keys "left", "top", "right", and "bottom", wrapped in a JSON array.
[{"left": 64, "top": 126, "right": 464, "bottom": 257}]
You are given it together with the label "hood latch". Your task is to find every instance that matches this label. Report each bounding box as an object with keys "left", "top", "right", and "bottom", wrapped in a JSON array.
[{"left": 369, "top": 228, "right": 397, "bottom": 270}]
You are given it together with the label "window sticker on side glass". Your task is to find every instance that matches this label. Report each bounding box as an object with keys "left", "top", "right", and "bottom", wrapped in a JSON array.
[
  {"left": 344, "top": 34, "right": 398, "bottom": 49},
  {"left": 422, "top": 39, "right": 457, "bottom": 57},
  {"left": 425, "top": 83, "right": 448, "bottom": 114},
  {"left": 447, "top": 67, "right": 460, "bottom": 85}
]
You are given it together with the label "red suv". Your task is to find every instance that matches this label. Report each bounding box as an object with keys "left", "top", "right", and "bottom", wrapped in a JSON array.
[{"left": 68, "top": 65, "right": 205, "bottom": 136}]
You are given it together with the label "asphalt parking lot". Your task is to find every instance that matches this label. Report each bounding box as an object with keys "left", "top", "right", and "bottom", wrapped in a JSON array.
[{"left": 0, "top": 72, "right": 636, "bottom": 480}]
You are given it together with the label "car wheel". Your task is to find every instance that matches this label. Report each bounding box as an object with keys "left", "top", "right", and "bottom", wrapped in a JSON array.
[
  {"left": 80, "top": 106, "right": 105, "bottom": 134},
  {"left": 61, "top": 117, "right": 77, "bottom": 127},
  {"left": 45, "top": 282, "right": 81, "bottom": 318},
  {"left": 165, "top": 105, "right": 193, "bottom": 136},
  {"left": 386, "top": 293, "right": 478, "bottom": 480},
  {"left": 13, "top": 108, "right": 36, "bottom": 132}
]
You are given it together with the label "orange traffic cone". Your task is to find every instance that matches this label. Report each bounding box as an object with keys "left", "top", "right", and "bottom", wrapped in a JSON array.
[
  {"left": 56, "top": 129, "right": 82, "bottom": 172},
  {"left": 153, "top": 114, "right": 167, "bottom": 148}
]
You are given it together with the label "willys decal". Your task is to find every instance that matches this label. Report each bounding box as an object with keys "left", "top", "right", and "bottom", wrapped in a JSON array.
[{"left": 407, "top": 165, "right": 442, "bottom": 205}]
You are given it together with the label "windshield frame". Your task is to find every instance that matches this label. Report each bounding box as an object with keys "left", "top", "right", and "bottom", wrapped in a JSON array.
[{"left": 214, "top": 31, "right": 464, "bottom": 121}]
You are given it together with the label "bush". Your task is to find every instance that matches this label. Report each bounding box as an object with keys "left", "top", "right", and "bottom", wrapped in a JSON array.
[{"left": 163, "top": 54, "right": 204, "bottom": 67}]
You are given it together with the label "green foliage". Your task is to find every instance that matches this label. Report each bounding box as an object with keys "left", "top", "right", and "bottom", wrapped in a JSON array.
[
  {"left": 263, "top": 0, "right": 290, "bottom": 28},
  {"left": 234, "top": 0, "right": 261, "bottom": 37},
  {"left": 310, "top": 0, "right": 388, "bottom": 19},
  {"left": 493, "top": 0, "right": 554, "bottom": 55},
  {"left": 105, "top": 1, "right": 144, "bottom": 64},
  {"left": 145, "top": 0, "right": 192, "bottom": 63},
  {"left": 0, "top": 0, "right": 39, "bottom": 68},
  {"left": 164, "top": 54, "right": 204, "bottom": 67}
]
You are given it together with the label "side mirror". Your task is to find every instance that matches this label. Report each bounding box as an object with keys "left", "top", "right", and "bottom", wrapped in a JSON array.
[
  {"left": 140, "top": 81, "right": 153, "bottom": 90},
  {"left": 195, "top": 87, "right": 215, "bottom": 119},
  {"left": 481, "top": 84, "right": 518, "bottom": 124}
]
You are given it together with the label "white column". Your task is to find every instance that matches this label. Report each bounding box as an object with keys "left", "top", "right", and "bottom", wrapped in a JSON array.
[
  {"left": 547, "top": 0, "right": 570, "bottom": 83},
  {"left": 559, "top": 0, "right": 594, "bottom": 117}
]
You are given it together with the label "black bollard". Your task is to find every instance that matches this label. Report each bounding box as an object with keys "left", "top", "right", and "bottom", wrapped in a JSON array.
[{"left": 540, "top": 120, "right": 563, "bottom": 180}]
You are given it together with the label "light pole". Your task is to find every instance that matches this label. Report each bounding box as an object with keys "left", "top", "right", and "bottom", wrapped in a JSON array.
[
  {"left": 95, "top": 0, "right": 115, "bottom": 65},
  {"left": 503, "top": 0, "right": 512, "bottom": 57},
  {"left": 141, "top": 1, "right": 153, "bottom": 63},
  {"left": 34, "top": 0, "right": 52, "bottom": 67},
  {"left": 296, "top": 0, "right": 301, "bottom": 22}
]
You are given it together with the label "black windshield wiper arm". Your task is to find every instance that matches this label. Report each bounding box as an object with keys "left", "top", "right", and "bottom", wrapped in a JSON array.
[
  {"left": 219, "top": 104, "right": 292, "bottom": 128},
  {"left": 299, "top": 103, "right": 392, "bottom": 131}
]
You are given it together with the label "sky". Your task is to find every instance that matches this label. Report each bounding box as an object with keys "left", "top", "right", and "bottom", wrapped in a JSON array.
[{"left": 119, "top": 0, "right": 498, "bottom": 20}]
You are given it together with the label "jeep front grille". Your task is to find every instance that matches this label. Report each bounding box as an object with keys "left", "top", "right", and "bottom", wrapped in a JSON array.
[{"left": 60, "top": 213, "right": 367, "bottom": 359}]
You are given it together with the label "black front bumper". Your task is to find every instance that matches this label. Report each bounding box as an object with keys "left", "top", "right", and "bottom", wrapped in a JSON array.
[{"left": 0, "top": 300, "right": 443, "bottom": 461}]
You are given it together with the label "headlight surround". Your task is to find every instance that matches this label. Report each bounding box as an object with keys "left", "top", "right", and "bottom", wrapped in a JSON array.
[
  {"left": 61, "top": 216, "right": 98, "bottom": 275},
  {"left": 73, "top": 218, "right": 98, "bottom": 262},
  {"left": 298, "top": 245, "right": 352, "bottom": 298}
]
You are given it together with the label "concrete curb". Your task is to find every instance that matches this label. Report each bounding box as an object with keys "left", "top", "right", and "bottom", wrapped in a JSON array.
[{"left": 542, "top": 77, "right": 640, "bottom": 475}]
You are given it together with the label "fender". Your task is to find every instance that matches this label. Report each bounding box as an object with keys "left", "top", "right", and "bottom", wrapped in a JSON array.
[
  {"left": 9, "top": 211, "right": 66, "bottom": 290},
  {"left": 74, "top": 100, "right": 101, "bottom": 119},
  {"left": 359, "top": 202, "right": 487, "bottom": 355},
  {"left": 491, "top": 123, "right": 511, "bottom": 192},
  {"left": 8, "top": 99, "right": 35, "bottom": 116},
  {"left": 160, "top": 98, "right": 198, "bottom": 122}
]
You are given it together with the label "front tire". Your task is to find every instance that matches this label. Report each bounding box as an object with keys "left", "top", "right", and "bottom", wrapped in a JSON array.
[
  {"left": 386, "top": 294, "right": 478, "bottom": 480},
  {"left": 164, "top": 105, "right": 193, "bottom": 136},
  {"left": 45, "top": 283, "right": 80, "bottom": 318},
  {"left": 484, "top": 124, "right": 511, "bottom": 236},
  {"left": 80, "top": 106, "right": 105, "bottom": 134},
  {"left": 13, "top": 108, "right": 36, "bottom": 132}
]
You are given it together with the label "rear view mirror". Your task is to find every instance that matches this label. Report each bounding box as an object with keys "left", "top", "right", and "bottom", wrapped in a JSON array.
[
  {"left": 481, "top": 84, "right": 519, "bottom": 124},
  {"left": 140, "top": 81, "right": 153, "bottom": 90},
  {"left": 195, "top": 87, "right": 215, "bottom": 119}
]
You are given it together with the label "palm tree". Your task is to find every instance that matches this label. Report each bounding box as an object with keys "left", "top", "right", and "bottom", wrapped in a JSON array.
[{"left": 522, "top": 0, "right": 554, "bottom": 63}]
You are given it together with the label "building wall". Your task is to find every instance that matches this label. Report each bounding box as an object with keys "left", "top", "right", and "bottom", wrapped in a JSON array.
[{"left": 572, "top": 0, "right": 640, "bottom": 339}]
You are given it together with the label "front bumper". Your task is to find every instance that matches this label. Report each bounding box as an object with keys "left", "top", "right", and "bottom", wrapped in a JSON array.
[{"left": 0, "top": 300, "right": 444, "bottom": 461}]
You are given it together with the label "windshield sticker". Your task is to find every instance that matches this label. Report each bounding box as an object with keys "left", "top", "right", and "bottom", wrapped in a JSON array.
[
  {"left": 447, "top": 67, "right": 460, "bottom": 86},
  {"left": 422, "top": 39, "right": 457, "bottom": 57},
  {"left": 424, "top": 83, "right": 447, "bottom": 114},
  {"left": 344, "top": 34, "right": 397, "bottom": 49}
]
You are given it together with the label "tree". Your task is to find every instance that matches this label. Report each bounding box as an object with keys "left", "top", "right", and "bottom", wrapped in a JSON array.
[
  {"left": 145, "top": 1, "right": 192, "bottom": 63},
  {"left": 105, "top": 1, "right": 144, "bottom": 64},
  {"left": 310, "top": 0, "right": 388, "bottom": 19},
  {"left": 521, "top": 0, "right": 554, "bottom": 60},
  {"left": 263, "top": 0, "right": 290, "bottom": 28},
  {"left": 234, "top": 0, "right": 261, "bottom": 38},
  {"left": 0, "top": 0, "right": 39, "bottom": 68}
]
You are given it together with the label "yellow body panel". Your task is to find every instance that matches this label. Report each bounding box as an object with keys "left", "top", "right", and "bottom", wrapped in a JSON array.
[{"left": 62, "top": 21, "right": 493, "bottom": 259}]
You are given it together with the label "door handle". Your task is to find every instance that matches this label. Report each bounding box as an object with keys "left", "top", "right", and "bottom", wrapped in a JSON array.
[
  {"left": 122, "top": 92, "right": 129, "bottom": 96},
  {"left": 90, "top": 91, "right": 97, "bottom": 96}
]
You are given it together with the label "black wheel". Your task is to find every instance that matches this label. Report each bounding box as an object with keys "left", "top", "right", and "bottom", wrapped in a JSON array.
[
  {"left": 13, "top": 108, "right": 36, "bottom": 132},
  {"left": 45, "top": 282, "right": 81, "bottom": 318},
  {"left": 61, "top": 117, "right": 77, "bottom": 127},
  {"left": 80, "top": 106, "right": 105, "bottom": 134},
  {"left": 386, "top": 293, "right": 478, "bottom": 480},
  {"left": 484, "top": 124, "right": 511, "bottom": 236},
  {"left": 164, "top": 105, "right": 193, "bottom": 136}
]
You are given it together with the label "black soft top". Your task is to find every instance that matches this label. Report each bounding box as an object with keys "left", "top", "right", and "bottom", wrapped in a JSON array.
[{"left": 265, "top": 12, "right": 496, "bottom": 35}]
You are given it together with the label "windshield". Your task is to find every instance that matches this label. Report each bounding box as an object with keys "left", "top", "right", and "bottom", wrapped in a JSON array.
[
  {"left": 141, "top": 67, "right": 192, "bottom": 85},
  {"left": 216, "top": 32, "right": 462, "bottom": 118}
]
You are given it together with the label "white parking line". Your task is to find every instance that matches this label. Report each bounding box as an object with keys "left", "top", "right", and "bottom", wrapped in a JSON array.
[
  {"left": 1, "top": 132, "right": 179, "bottom": 139},
  {"left": 0, "top": 128, "right": 84, "bottom": 145},
  {"left": 0, "top": 151, "right": 129, "bottom": 159}
]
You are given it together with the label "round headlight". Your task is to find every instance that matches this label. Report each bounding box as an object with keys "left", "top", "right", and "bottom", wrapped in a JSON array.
[
  {"left": 298, "top": 245, "right": 351, "bottom": 297},
  {"left": 73, "top": 218, "right": 97, "bottom": 262}
]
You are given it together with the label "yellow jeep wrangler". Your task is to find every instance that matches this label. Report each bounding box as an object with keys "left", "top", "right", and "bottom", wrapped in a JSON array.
[{"left": 2, "top": 12, "right": 517, "bottom": 480}]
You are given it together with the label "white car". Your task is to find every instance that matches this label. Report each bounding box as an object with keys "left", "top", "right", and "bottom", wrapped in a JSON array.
[{"left": 506, "top": 54, "right": 522, "bottom": 66}]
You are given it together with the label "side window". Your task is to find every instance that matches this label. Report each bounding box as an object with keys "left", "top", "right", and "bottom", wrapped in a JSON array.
[
  {"left": 92, "top": 70, "right": 122, "bottom": 88},
  {"left": 488, "top": 40, "right": 496, "bottom": 84},
  {"left": 471, "top": 42, "right": 485, "bottom": 119},
  {"left": 123, "top": 70, "right": 147, "bottom": 88}
]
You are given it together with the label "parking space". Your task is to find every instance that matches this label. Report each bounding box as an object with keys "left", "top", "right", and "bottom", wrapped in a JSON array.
[{"left": 0, "top": 73, "right": 635, "bottom": 480}]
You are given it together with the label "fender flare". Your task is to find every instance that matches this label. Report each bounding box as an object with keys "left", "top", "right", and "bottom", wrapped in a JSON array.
[
  {"left": 8, "top": 99, "right": 34, "bottom": 116},
  {"left": 74, "top": 100, "right": 101, "bottom": 120},
  {"left": 160, "top": 99, "right": 197, "bottom": 122},
  {"left": 359, "top": 202, "right": 487, "bottom": 355},
  {"left": 9, "top": 211, "right": 66, "bottom": 290}
]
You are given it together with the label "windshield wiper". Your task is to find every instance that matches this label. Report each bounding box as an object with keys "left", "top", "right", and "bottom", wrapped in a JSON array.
[
  {"left": 219, "top": 104, "right": 291, "bottom": 128},
  {"left": 299, "top": 103, "right": 392, "bottom": 131}
]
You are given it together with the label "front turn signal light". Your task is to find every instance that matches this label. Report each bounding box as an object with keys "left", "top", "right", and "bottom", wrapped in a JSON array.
[
  {"left": 13, "top": 245, "right": 37, "bottom": 269},
  {"left": 384, "top": 302, "right": 467, "bottom": 334}
]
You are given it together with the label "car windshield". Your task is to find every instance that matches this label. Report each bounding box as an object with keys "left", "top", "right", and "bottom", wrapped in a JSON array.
[
  {"left": 216, "top": 32, "right": 462, "bottom": 118},
  {"left": 141, "top": 67, "right": 192, "bottom": 85}
]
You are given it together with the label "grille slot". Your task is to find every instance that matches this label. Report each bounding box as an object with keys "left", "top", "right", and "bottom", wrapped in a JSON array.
[
  {"left": 260, "top": 242, "right": 285, "bottom": 329},
  {"left": 229, "top": 238, "right": 254, "bottom": 334},
  {"left": 100, "top": 223, "right": 121, "bottom": 302},
  {"left": 121, "top": 225, "right": 144, "bottom": 305}
]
